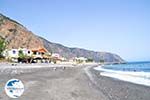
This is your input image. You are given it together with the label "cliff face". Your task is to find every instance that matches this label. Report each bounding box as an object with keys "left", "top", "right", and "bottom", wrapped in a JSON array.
[
  {"left": 0, "top": 14, "right": 44, "bottom": 49},
  {"left": 0, "top": 14, "right": 124, "bottom": 63}
]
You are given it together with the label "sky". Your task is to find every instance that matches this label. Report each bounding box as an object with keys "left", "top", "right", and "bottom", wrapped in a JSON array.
[{"left": 0, "top": 0, "right": 150, "bottom": 61}]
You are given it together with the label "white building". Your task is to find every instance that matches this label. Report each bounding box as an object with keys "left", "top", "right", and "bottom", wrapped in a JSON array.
[
  {"left": 3, "top": 48, "right": 32, "bottom": 62},
  {"left": 4, "top": 49, "right": 19, "bottom": 58},
  {"left": 51, "top": 53, "right": 60, "bottom": 58},
  {"left": 74, "top": 57, "right": 87, "bottom": 63}
]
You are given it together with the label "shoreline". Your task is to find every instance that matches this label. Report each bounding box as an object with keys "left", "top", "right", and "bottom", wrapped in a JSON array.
[
  {"left": 0, "top": 64, "right": 150, "bottom": 100},
  {"left": 89, "top": 66, "right": 150, "bottom": 100}
]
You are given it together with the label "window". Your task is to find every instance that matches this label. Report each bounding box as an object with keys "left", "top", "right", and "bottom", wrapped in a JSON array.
[
  {"left": 38, "top": 52, "right": 40, "bottom": 55},
  {"left": 13, "top": 50, "right": 16, "bottom": 54},
  {"left": 33, "top": 52, "right": 36, "bottom": 55},
  {"left": 28, "top": 51, "right": 30, "bottom": 54},
  {"left": 42, "top": 52, "right": 44, "bottom": 55}
]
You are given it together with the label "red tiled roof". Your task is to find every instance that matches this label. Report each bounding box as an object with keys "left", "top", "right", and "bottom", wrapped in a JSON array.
[{"left": 32, "top": 48, "right": 47, "bottom": 53}]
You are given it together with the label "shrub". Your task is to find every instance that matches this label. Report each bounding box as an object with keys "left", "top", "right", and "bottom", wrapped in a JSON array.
[{"left": 0, "top": 38, "right": 6, "bottom": 58}]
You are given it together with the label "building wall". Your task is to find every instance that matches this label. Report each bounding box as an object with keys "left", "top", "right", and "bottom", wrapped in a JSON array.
[{"left": 3, "top": 48, "right": 33, "bottom": 59}]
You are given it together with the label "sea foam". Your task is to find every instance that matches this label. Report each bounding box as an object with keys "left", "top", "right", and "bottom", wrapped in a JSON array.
[{"left": 94, "top": 66, "right": 150, "bottom": 87}]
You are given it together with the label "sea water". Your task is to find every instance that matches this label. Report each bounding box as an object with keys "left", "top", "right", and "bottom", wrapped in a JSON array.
[{"left": 94, "top": 62, "right": 150, "bottom": 86}]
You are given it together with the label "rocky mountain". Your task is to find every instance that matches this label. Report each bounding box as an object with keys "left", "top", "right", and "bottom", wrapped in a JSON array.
[
  {"left": 0, "top": 13, "right": 124, "bottom": 63},
  {"left": 0, "top": 14, "right": 44, "bottom": 49},
  {"left": 40, "top": 37, "right": 124, "bottom": 62}
]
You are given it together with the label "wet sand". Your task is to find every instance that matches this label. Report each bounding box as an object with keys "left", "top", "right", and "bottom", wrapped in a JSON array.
[{"left": 0, "top": 63, "right": 150, "bottom": 100}]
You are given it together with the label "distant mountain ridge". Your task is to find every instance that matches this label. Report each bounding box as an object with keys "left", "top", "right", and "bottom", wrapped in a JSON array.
[{"left": 0, "top": 13, "right": 124, "bottom": 63}]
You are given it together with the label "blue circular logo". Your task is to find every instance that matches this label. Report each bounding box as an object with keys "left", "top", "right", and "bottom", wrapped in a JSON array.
[{"left": 5, "top": 79, "right": 24, "bottom": 98}]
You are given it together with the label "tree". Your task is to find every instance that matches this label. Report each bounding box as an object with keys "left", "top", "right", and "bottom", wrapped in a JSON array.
[
  {"left": 100, "top": 54, "right": 105, "bottom": 64},
  {"left": 100, "top": 59, "right": 105, "bottom": 64},
  {"left": 86, "top": 58, "right": 93, "bottom": 62},
  {"left": 18, "top": 50, "right": 29, "bottom": 63},
  {"left": 18, "top": 50, "right": 25, "bottom": 59},
  {"left": 0, "top": 38, "right": 6, "bottom": 58}
]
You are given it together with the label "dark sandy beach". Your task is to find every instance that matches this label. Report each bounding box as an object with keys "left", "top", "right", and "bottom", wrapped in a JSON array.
[
  {"left": 89, "top": 66, "right": 150, "bottom": 100},
  {"left": 0, "top": 63, "right": 150, "bottom": 100}
]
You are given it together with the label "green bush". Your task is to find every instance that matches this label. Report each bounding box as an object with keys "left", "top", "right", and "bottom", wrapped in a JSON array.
[
  {"left": 86, "top": 58, "right": 93, "bottom": 62},
  {"left": 100, "top": 59, "right": 104, "bottom": 63},
  {"left": 0, "top": 38, "right": 6, "bottom": 58}
]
